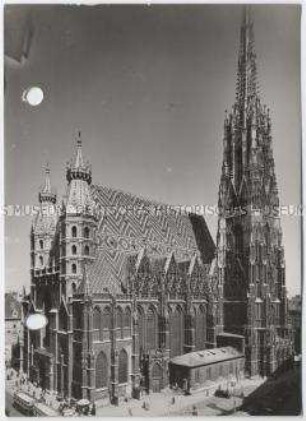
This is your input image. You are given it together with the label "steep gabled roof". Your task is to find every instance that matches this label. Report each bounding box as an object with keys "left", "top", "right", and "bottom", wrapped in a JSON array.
[{"left": 87, "top": 185, "right": 215, "bottom": 294}]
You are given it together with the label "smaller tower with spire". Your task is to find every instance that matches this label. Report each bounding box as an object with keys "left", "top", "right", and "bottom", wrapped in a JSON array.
[
  {"left": 59, "top": 131, "right": 97, "bottom": 299},
  {"left": 31, "top": 163, "right": 57, "bottom": 273}
]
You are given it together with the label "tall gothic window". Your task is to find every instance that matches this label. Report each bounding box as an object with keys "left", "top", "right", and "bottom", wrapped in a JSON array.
[
  {"left": 234, "top": 225, "right": 243, "bottom": 255},
  {"left": 39, "top": 240, "right": 44, "bottom": 249},
  {"left": 59, "top": 304, "right": 68, "bottom": 331},
  {"left": 146, "top": 307, "right": 158, "bottom": 350},
  {"left": 124, "top": 307, "right": 131, "bottom": 338},
  {"left": 72, "top": 245, "right": 77, "bottom": 255},
  {"left": 118, "top": 349, "right": 128, "bottom": 384},
  {"left": 102, "top": 307, "right": 111, "bottom": 340},
  {"left": 137, "top": 306, "right": 145, "bottom": 352},
  {"left": 84, "top": 227, "right": 90, "bottom": 238},
  {"left": 72, "top": 263, "right": 77, "bottom": 274},
  {"left": 72, "top": 226, "right": 77, "bottom": 238},
  {"left": 39, "top": 256, "right": 44, "bottom": 267},
  {"left": 116, "top": 307, "right": 124, "bottom": 339},
  {"left": 170, "top": 306, "right": 184, "bottom": 358},
  {"left": 195, "top": 305, "right": 206, "bottom": 351},
  {"left": 96, "top": 352, "right": 108, "bottom": 389},
  {"left": 93, "top": 307, "right": 102, "bottom": 341},
  {"left": 84, "top": 245, "right": 89, "bottom": 256}
]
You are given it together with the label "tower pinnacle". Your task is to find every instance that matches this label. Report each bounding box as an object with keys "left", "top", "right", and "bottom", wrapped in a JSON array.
[{"left": 39, "top": 162, "right": 57, "bottom": 204}]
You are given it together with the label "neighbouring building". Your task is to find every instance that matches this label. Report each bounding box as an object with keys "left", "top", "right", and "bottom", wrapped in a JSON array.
[
  {"left": 5, "top": 292, "right": 23, "bottom": 368},
  {"left": 20, "top": 7, "right": 293, "bottom": 405},
  {"left": 169, "top": 346, "right": 245, "bottom": 392}
]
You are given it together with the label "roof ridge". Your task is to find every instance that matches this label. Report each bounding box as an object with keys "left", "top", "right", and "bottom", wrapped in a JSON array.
[{"left": 92, "top": 183, "right": 204, "bottom": 216}]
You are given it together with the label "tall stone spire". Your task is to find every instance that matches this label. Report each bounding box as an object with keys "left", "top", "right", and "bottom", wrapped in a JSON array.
[
  {"left": 39, "top": 162, "right": 57, "bottom": 204},
  {"left": 235, "top": 6, "right": 258, "bottom": 116},
  {"left": 215, "top": 6, "right": 293, "bottom": 377}
]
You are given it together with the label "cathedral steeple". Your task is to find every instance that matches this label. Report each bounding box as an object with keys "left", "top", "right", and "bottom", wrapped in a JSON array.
[
  {"left": 216, "top": 6, "right": 292, "bottom": 377},
  {"left": 39, "top": 162, "right": 57, "bottom": 204}
]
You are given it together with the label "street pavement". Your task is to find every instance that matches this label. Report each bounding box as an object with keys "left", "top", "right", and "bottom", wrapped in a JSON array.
[{"left": 95, "top": 377, "right": 264, "bottom": 417}]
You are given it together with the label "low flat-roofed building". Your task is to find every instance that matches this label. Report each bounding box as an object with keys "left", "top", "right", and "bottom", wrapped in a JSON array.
[{"left": 169, "top": 346, "right": 245, "bottom": 392}]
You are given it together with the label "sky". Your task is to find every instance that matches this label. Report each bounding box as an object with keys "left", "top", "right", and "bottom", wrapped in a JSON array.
[{"left": 4, "top": 4, "right": 301, "bottom": 296}]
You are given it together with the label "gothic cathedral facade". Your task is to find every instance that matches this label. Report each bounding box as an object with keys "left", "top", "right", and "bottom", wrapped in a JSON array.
[{"left": 21, "top": 8, "right": 293, "bottom": 404}]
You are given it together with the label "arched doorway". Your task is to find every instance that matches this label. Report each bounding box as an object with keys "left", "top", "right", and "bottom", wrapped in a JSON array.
[{"left": 151, "top": 363, "right": 163, "bottom": 393}]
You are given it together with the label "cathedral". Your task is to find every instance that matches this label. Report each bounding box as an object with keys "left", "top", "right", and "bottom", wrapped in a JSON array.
[{"left": 21, "top": 8, "right": 293, "bottom": 404}]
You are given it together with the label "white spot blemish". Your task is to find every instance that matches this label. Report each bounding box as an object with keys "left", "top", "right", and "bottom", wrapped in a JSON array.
[
  {"left": 22, "top": 86, "right": 44, "bottom": 106},
  {"left": 25, "top": 313, "right": 48, "bottom": 330}
]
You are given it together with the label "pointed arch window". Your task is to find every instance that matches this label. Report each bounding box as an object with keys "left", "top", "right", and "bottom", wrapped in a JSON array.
[
  {"left": 116, "top": 307, "right": 124, "bottom": 339},
  {"left": 39, "top": 240, "right": 44, "bottom": 249},
  {"left": 39, "top": 256, "right": 44, "bottom": 267},
  {"left": 124, "top": 307, "right": 131, "bottom": 338},
  {"left": 137, "top": 306, "right": 145, "bottom": 353},
  {"left": 72, "top": 263, "right": 77, "bottom": 274},
  {"left": 59, "top": 303, "right": 68, "bottom": 331},
  {"left": 169, "top": 306, "right": 184, "bottom": 358},
  {"left": 93, "top": 307, "right": 102, "bottom": 341},
  {"left": 96, "top": 352, "right": 108, "bottom": 389},
  {"left": 84, "top": 245, "right": 90, "bottom": 256},
  {"left": 147, "top": 307, "right": 158, "bottom": 350},
  {"left": 72, "top": 245, "right": 77, "bottom": 255},
  {"left": 102, "top": 307, "right": 111, "bottom": 340},
  {"left": 72, "top": 226, "right": 77, "bottom": 238},
  {"left": 118, "top": 349, "right": 128, "bottom": 384},
  {"left": 84, "top": 227, "right": 90, "bottom": 238}
]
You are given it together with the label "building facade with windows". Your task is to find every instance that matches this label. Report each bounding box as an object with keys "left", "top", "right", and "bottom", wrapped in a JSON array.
[{"left": 169, "top": 346, "right": 245, "bottom": 392}]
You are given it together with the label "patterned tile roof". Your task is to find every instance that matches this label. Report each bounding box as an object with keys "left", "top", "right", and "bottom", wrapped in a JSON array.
[{"left": 88, "top": 185, "right": 215, "bottom": 294}]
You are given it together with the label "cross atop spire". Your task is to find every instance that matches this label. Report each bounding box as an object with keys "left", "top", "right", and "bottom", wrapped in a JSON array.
[{"left": 39, "top": 162, "right": 57, "bottom": 204}]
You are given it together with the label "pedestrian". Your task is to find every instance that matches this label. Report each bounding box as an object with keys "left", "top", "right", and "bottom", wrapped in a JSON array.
[{"left": 192, "top": 405, "right": 198, "bottom": 416}]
